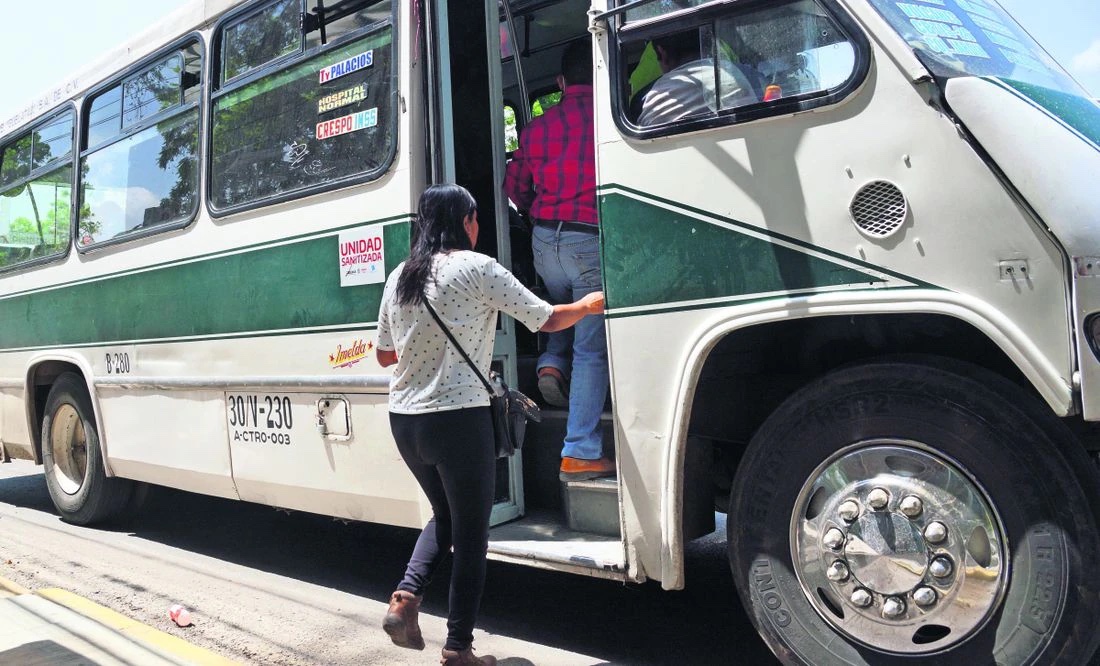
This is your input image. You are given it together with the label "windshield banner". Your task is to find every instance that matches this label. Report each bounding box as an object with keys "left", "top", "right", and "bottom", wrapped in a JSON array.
[{"left": 868, "top": 0, "right": 1082, "bottom": 95}]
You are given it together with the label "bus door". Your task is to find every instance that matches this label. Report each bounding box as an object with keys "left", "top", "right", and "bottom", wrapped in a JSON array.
[
  {"left": 425, "top": 0, "right": 524, "bottom": 525},
  {"left": 591, "top": 0, "right": 874, "bottom": 576}
]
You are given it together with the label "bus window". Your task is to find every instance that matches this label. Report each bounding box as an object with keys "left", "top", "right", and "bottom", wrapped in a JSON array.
[
  {"left": 209, "top": 0, "right": 396, "bottom": 214},
  {"left": 223, "top": 0, "right": 303, "bottom": 82},
  {"left": 532, "top": 91, "right": 562, "bottom": 117},
  {"left": 31, "top": 115, "right": 75, "bottom": 170},
  {"left": 715, "top": 2, "right": 856, "bottom": 104},
  {"left": 616, "top": 0, "right": 862, "bottom": 133},
  {"left": 0, "top": 111, "right": 73, "bottom": 271},
  {"left": 79, "top": 41, "right": 202, "bottom": 248},
  {"left": 304, "top": 0, "right": 392, "bottom": 50},
  {"left": 623, "top": 0, "right": 712, "bottom": 23},
  {"left": 123, "top": 54, "right": 184, "bottom": 126},
  {"left": 0, "top": 135, "right": 32, "bottom": 189},
  {"left": 86, "top": 87, "right": 123, "bottom": 149},
  {"left": 504, "top": 104, "right": 519, "bottom": 153}
]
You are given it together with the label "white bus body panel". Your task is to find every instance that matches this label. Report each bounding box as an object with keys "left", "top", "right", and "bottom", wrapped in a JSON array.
[
  {"left": 594, "top": 8, "right": 1071, "bottom": 587},
  {"left": 945, "top": 76, "right": 1100, "bottom": 419},
  {"left": 98, "top": 389, "right": 240, "bottom": 499},
  {"left": 0, "top": 0, "right": 433, "bottom": 530}
]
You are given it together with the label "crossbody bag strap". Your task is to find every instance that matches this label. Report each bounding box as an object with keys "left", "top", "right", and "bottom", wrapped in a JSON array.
[{"left": 422, "top": 298, "right": 495, "bottom": 397}]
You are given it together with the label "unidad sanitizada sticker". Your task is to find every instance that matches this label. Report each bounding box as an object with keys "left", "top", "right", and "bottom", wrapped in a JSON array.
[{"left": 339, "top": 226, "right": 385, "bottom": 287}]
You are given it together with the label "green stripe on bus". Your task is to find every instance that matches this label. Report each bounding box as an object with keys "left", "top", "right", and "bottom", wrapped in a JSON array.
[
  {"left": 599, "top": 183, "right": 933, "bottom": 288},
  {"left": 0, "top": 222, "right": 409, "bottom": 350},
  {"left": 997, "top": 78, "right": 1100, "bottom": 150},
  {"left": 600, "top": 192, "right": 886, "bottom": 310}
]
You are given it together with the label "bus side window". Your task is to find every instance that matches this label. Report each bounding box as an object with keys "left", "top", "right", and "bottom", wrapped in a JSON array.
[
  {"left": 209, "top": 0, "right": 397, "bottom": 215},
  {"left": 0, "top": 112, "right": 73, "bottom": 271},
  {"left": 504, "top": 104, "right": 519, "bottom": 154},
  {"left": 222, "top": 0, "right": 303, "bottom": 83},
  {"left": 79, "top": 41, "right": 202, "bottom": 249},
  {"left": 617, "top": 0, "right": 862, "bottom": 135},
  {"left": 714, "top": 4, "right": 857, "bottom": 106}
]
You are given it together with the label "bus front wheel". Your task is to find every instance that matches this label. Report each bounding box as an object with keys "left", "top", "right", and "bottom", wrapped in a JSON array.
[
  {"left": 41, "top": 373, "right": 133, "bottom": 525},
  {"left": 728, "top": 360, "right": 1100, "bottom": 664}
]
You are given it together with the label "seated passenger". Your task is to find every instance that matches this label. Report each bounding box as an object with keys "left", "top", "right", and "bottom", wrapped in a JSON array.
[{"left": 636, "top": 30, "right": 757, "bottom": 127}]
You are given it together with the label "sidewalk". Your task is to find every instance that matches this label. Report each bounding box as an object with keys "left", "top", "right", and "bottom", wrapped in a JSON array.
[{"left": 0, "top": 576, "right": 237, "bottom": 666}]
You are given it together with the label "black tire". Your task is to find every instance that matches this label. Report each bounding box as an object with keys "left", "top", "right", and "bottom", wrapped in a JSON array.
[
  {"left": 41, "top": 372, "right": 133, "bottom": 525},
  {"left": 729, "top": 360, "right": 1100, "bottom": 665}
]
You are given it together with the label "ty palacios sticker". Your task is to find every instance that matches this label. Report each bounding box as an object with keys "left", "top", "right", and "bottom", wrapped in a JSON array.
[{"left": 319, "top": 50, "right": 373, "bottom": 84}]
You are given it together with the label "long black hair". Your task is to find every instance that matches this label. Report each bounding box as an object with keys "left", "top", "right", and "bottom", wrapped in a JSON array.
[{"left": 395, "top": 183, "right": 477, "bottom": 305}]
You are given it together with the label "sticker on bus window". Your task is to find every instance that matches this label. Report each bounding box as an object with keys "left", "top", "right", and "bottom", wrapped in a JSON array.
[
  {"left": 318, "top": 84, "right": 367, "bottom": 114},
  {"left": 888, "top": 0, "right": 1048, "bottom": 73},
  {"left": 319, "top": 50, "right": 373, "bottom": 84},
  {"left": 339, "top": 226, "right": 385, "bottom": 287},
  {"left": 315, "top": 108, "right": 378, "bottom": 140}
]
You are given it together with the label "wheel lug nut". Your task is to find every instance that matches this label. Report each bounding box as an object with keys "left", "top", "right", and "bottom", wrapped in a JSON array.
[
  {"left": 850, "top": 588, "right": 873, "bottom": 607},
  {"left": 929, "top": 556, "right": 954, "bottom": 579},
  {"left": 899, "top": 495, "right": 923, "bottom": 518},
  {"left": 837, "top": 500, "right": 860, "bottom": 523},
  {"left": 913, "top": 587, "right": 937, "bottom": 607},
  {"left": 923, "top": 521, "right": 948, "bottom": 544},
  {"left": 867, "top": 487, "right": 890, "bottom": 510},
  {"left": 882, "top": 596, "right": 906, "bottom": 618},
  {"left": 823, "top": 527, "right": 845, "bottom": 551},
  {"left": 826, "top": 560, "right": 850, "bottom": 582}
]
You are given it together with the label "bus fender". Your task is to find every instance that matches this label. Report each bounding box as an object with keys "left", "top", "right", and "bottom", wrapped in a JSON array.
[
  {"left": 656, "top": 289, "right": 1072, "bottom": 589},
  {"left": 23, "top": 353, "right": 114, "bottom": 476}
]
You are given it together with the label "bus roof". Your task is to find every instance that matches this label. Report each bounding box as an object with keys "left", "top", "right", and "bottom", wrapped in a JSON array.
[{"left": 0, "top": 0, "right": 237, "bottom": 140}]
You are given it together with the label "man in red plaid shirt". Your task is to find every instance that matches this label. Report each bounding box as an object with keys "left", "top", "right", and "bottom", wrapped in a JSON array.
[{"left": 504, "top": 40, "right": 614, "bottom": 481}]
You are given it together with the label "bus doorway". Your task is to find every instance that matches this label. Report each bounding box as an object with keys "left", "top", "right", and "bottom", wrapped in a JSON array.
[
  {"left": 424, "top": 0, "right": 528, "bottom": 527},
  {"left": 425, "top": 0, "right": 629, "bottom": 576}
]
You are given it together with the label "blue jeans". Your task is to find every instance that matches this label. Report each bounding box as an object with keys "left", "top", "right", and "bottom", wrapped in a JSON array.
[{"left": 532, "top": 224, "right": 608, "bottom": 461}]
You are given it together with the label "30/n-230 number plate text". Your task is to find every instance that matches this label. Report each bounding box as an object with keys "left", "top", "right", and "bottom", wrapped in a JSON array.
[{"left": 226, "top": 394, "right": 295, "bottom": 445}]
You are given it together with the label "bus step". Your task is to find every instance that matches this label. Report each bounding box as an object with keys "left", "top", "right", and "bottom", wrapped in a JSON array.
[
  {"left": 561, "top": 477, "right": 621, "bottom": 537},
  {"left": 522, "top": 411, "right": 615, "bottom": 512}
]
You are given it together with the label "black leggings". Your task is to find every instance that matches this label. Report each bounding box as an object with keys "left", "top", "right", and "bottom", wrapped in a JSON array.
[{"left": 390, "top": 407, "right": 495, "bottom": 651}]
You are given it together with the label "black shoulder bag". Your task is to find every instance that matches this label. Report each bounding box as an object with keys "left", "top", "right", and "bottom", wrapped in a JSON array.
[{"left": 423, "top": 299, "right": 541, "bottom": 457}]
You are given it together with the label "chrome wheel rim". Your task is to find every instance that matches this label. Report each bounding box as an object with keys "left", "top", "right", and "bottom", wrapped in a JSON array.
[
  {"left": 791, "top": 441, "right": 1007, "bottom": 654},
  {"left": 50, "top": 404, "right": 88, "bottom": 495}
]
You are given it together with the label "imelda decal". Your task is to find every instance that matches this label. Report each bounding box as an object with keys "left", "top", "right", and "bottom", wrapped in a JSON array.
[{"left": 330, "top": 339, "right": 372, "bottom": 369}]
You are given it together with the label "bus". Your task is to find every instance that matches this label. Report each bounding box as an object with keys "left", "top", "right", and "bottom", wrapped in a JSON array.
[{"left": 2, "top": 0, "right": 1099, "bottom": 662}]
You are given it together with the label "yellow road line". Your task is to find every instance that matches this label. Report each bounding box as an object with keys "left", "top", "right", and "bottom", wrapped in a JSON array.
[
  {"left": 0, "top": 574, "right": 31, "bottom": 596},
  {"left": 36, "top": 587, "right": 240, "bottom": 666}
]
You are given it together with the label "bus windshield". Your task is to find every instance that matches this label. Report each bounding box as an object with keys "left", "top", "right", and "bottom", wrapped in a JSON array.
[{"left": 868, "top": 0, "right": 1088, "bottom": 96}]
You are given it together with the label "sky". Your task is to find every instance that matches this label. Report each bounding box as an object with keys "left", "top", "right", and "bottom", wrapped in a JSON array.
[{"left": 0, "top": 0, "right": 1097, "bottom": 127}]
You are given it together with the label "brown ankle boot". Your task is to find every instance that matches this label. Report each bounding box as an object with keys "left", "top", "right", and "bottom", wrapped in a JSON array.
[
  {"left": 440, "top": 646, "right": 497, "bottom": 665},
  {"left": 382, "top": 590, "right": 424, "bottom": 650}
]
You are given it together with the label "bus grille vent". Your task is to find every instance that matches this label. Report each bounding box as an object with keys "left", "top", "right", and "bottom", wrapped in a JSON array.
[{"left": 850, "top": 180, "right": 908, "bottom": 239}]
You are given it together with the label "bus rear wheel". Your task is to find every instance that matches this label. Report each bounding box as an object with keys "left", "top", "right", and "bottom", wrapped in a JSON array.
[
  {"left": 728, "top": 360, "right": 1100, "bottom": 664},
  {"left": 42, "top": 373, "right": 133, "bottom": 525}
]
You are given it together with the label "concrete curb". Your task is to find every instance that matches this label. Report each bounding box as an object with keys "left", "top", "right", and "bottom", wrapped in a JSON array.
[
  {"left": 0, "top": 574, "right": 238, "bottom": 665},
  {"left": 0, "top": 575, "right": 30, "bottom": 596}
]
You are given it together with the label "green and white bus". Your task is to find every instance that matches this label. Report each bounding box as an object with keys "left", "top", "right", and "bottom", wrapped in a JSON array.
[{"left": 2, "top": 0, "right": 1100, "bottom": 662}]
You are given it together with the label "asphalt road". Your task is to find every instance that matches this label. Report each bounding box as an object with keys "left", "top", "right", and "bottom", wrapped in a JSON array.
[{"left": 0, "top": 460, "right": 777, "bottom": 665}]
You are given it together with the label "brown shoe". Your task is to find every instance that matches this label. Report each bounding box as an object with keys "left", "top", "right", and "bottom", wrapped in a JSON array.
[
  {"left": 382, "top": 590, "right": 424, "bottom": 650},
  {"left": 441, "top": 647, "right": 497, "bottom": 665},
  {"left": 559, "top": 456, "right": 616, "bottom": 482},
  {"left": 537, "top": 367, "right": 569, "bottom": 408}
]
